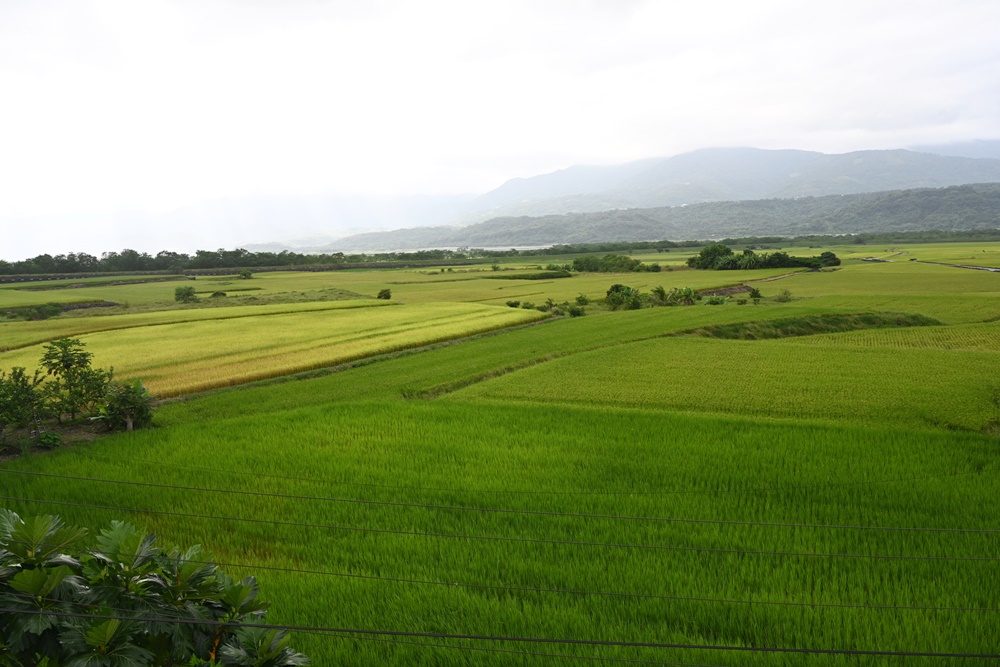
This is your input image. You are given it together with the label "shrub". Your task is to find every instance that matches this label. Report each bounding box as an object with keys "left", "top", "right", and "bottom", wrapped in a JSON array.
[
  {"left": 0, "top": 367, "right": 46, "bottom": 443},
  {"left": 567, "top": 305, "right": 586, "bottom": 317},
  {"left": 605, "top": 284, "right": 641, "bottom": 310},
  {"left": 705, "top": 295, "right": 729, "bottom": 305},
  {"left": 775, "top": 288, "right": 793, "bottom": 302},
  {"left": 174, "top": 285, "right": 198, "bottom": 303},
  {"left": 94, "top": 379, "right": 154, "bottom": 432},
  {"left": 377, "top": 288, "right": 392, "bottom": 300},
  {"left": 506, "top": 300, "right": 521, "bottom": 308},
  {"left": 575, "top": 293, "right": 590, "bottom": 305},
  {"left": 238, "top": 268, "right": 254, "bottom": 279},
  {"left": 736, "top": 298, "right": 748, "bottom": 305},
  {"left": 36, "top": 431, "right": 61, "bottom": 448},
  {"left": 211, "top": 290, "right": 227, "bottom": 297},
  {"left": 521, "top": 301, "right": 535, "bottom": 310}
]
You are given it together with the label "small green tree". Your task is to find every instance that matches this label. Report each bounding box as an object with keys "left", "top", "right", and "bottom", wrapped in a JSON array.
[
  {"left": 94, "top": 379, "right": 154, "bottom": 432},
  {"left": 175, "top": 286, "right": 198, "bottom": 303},
  {"left": 649, "top": 285, "right": 668, "bottom": 306},
  {"left": 687, "top": 243, "right": 734, "bottom": 269},
  {"left": 0, "top": 367, "right": 47, "bottom": 443},
  {"left": 819, "top": 251, "right": 841, "bottom": 267},
  {"left": 605, "top": 284, "right": 642, "bottom": 310},
  {"left": 665, "top": 287, "right": 698, "bottom": 306},
  {"left": 376, "top": 288, "right": 392, "bottom": 300},
  {"left": 238, "top": 268, "right": 254, "bottom": 279},
  {"left": 39, "top": 338, "right": 111, "bottom": 422}
]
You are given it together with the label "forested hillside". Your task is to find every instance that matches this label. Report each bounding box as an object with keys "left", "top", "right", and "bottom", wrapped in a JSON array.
[{"left": 333, "top": 183, "right": 1000, "bottom": 250}]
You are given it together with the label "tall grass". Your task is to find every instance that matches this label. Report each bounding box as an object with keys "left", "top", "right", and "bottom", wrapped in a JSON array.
[{"left": 2, "top": 401, "right": 998, "bottom": 665}]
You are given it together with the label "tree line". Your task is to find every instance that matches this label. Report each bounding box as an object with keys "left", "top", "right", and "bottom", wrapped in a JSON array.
[
  {"left": 686, "top": 244, "right": 841, "bottom": 270},
  {"left": 4, "top": 225, "right": 994, "bottom": 277}
]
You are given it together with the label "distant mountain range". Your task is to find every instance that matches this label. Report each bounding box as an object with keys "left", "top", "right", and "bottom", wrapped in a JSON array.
[
  {"left": 452, "top": 146, "right": 1000, "bottom": 222},
  {"left": 294, "top": 145, "right": 1000, "bottom": 251},
  {"left": 321, "top": 182, "right": 1000, "bottom": 251}
]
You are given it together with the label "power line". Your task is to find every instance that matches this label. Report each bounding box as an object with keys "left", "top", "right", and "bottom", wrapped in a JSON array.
[
  {"left": 316, "top": 631, "right": 730, "bottom": 666},
  {"left": 4, "top": 468, "right": 994, "bottom": 535},
  {"left": 78, "top": 451, "right": 996, "bottom": 498},
  {"left": 2, "top": 536, "right": 993, "bottom": 614},
  {"left": 2, "top": 608, "right": 998, "bottom": 659},
  {"left": 0, "top": 592, "right": 722, "bottom": 667},
  {"left": 0, "top": 592, "right": 723, "bottom": 667},
  {"left": 3, "top": 494, "right": 997, "bottom": 563}
]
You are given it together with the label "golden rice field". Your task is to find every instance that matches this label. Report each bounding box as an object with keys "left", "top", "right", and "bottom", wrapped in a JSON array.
[
  {"left": 1, "top": 302, "right": 546, "bottom": 396},
  {"left": 0, "top": 299, "right": 392, "bottom": 351}
]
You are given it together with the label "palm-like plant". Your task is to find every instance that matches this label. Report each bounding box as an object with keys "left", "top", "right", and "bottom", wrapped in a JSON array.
[{"left": 0, "top": 510, "right": 309, "bottom": 666}]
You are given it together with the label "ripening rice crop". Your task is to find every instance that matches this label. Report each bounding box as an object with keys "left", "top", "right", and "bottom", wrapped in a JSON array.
[
  {"left": 0, "top": 302, "right": 547, "bottom": 396},
  {"left": 788, "top": 320, "right": 1000, "bottom": 351},
  {"left": 0, "top": 299, "right": 392, "bottom": 351}
]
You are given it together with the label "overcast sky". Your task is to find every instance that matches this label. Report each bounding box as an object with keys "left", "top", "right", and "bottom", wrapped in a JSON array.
[{"left": 2, "top": 0, "right": 999, "bottom": 260}]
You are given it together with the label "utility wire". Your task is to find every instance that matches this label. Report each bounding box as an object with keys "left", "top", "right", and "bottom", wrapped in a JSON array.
[
  {"left": 0, "top": 591, "right": 721, "bottom": 667},
  {"left": 4, "top": 468, "right": 994, "bottom": 535},
  {"left": 1, "top": 608, "right": 998, "bottom": 659},
  {"left": 3, "top": 494, "right": 997, "bottom": 563},
  {"left": 315, "top": 631, "right": 731, "bottom": 666},
  {"left": 77, "top": 451, "right": 996, "bottom": 498}
]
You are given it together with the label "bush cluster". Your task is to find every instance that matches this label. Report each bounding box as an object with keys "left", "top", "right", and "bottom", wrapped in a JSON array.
[
  {"left": 0, "top": 339, "right": 153, "bottom": 451},
  {"left": 572, "top": 254, "right": 661, "bottom": 273},
  {"left": 687, "top": 244, "right": 840, "bottom": 270},
  {"left": 602, "top": 284, "right": 789, "bottom": 309}
]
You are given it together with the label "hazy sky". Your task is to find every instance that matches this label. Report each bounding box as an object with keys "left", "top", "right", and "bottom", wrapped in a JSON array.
[{"left": 2, "top": 0, "right": 999, "bottom": 259}]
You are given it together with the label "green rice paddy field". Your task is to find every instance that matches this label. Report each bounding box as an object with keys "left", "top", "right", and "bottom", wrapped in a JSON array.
[{"left": 2, "top": 243, "right": 999, "bottom": 665}]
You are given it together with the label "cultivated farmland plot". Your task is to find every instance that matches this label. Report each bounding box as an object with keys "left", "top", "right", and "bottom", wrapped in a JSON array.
[{"left": 2, "top": 247, "right": 999, "bottom": 665}]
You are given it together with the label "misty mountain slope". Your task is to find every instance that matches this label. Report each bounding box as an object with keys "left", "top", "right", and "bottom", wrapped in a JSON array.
[
  {"left": 770, "top": 150, "right": 1000, "bottom": 197},
  {"left": 615, "top": 147, "right": 825, "bottom": 201},
  {"left": 328, "top": 183, "right": 1000, "bottom": 251},
  {"left": 468, "top": 157, "right": 663, "bottom": 212},
  {"left": 909, "top": 139, "right": 1000, "bottom": 161},
  {"left": 455, "top": 147, "right": 1000, "bottom": 223}
]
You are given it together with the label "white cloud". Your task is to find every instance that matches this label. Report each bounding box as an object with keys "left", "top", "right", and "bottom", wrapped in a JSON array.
[{"left": 1, "top": 0, "right": 999, "bottom": 257}]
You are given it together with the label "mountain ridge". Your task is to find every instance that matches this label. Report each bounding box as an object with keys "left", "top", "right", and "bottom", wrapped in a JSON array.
[{"left": 323, "top": 182, "right": 1000, "bottom": 252}]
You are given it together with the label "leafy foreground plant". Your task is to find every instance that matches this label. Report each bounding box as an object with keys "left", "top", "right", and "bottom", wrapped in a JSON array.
[{"left": 0, "top": 509, "right": 309, "bottom": 666}]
